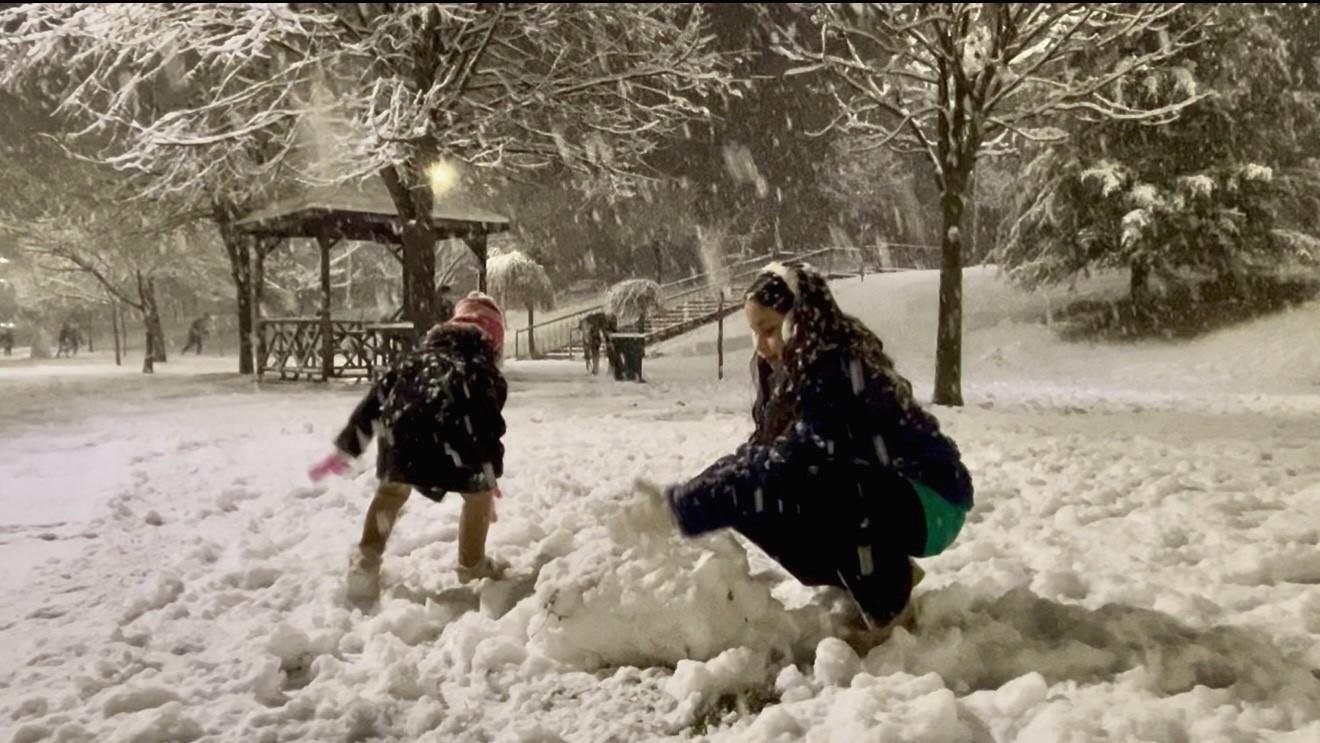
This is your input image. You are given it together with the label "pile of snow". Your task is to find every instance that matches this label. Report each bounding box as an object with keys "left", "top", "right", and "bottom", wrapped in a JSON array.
[{"left": 527, "top": 501, "right": 821, "bottom": 671}]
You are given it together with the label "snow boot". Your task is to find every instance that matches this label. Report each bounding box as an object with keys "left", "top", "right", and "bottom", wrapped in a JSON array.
[
  {"left": 843, "top": 559, "right": 925, "bottom": 654},
  {"left": 346, "top": 548, "right": 382, "bottom": 605}
]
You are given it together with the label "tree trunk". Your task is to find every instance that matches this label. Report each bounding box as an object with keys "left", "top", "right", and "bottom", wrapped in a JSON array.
[
  {"left": 117, "top": 299, "right": 127, "bottom": 354},
  {"left": 933, "top": 175, "right": 967, "bottom": 407},
  {"left": 234, "top": 241, "right": 254, "bottom": 372},
  {"left": 137, "top": 271, "right": 167, "bottom": 365},
  {"left": 148, "top": 312, "right": 166, "bottom": 363},
  {"left": 1130, "top": 261, "right": 1150, "bottom": 305},
  {"left": 381, "top": 165, "right": 437, "bottom": 334},
  {"left": 317, "top": 233, "right": 336, "bottom": 382},
  {"left": 216, "top": 202, "right": 256, "bottom": 375},
  {"left": 146, "top": 314, "right": 166, "bottom": 363},
  {"left": 142, "top": 325, "right": 154, "bottom": 374},
  {"left": 401, "top": 223, "right": 438, "bottom": 330},
  {"left": 527, "top": 304, "right": 536, "bottom": 358},
  {"left": 465, "top": 233, "right": 489, "bottom": 293},
  {"left": 110, "top": 295, "right": 122, "bottom": 366},
  {"left": 138, "top": 272, "right": 155, "bottom": 374},
  {"left": 252, "top": 242, "right": 269, "bottom": 378}
]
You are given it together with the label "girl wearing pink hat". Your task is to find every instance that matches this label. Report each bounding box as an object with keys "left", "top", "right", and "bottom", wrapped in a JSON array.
[{"left": 310, "top": 292, "right": 510, "bottom": 604}]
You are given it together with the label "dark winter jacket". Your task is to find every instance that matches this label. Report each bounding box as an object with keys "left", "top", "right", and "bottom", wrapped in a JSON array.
[
  {"left": 334, "top": 324, "right": 507, "bottom": 501},
  {"left": 669, "top": 266, "right": 973, "bottom": 540},
  {"left": 761, "top": 348, "right": 969, "bottom": 497}
]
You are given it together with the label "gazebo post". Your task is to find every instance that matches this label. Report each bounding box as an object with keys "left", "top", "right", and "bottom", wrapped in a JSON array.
[{"left": 316, "top": 231, "right": 338, "bottom": 382}]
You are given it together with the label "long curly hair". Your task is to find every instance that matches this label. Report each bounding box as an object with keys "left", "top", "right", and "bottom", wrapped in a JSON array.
[{"left": 745, "top": 263, "right": 916, "bottom": 439}]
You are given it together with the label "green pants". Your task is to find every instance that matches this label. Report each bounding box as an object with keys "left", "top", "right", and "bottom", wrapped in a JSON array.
[{"left": 911, "top": 480, "right": 968, "bottom": 557}]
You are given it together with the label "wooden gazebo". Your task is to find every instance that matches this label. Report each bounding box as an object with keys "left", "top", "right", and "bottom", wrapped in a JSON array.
[{"left": 237, "top": 182, "right": 509, "bottom": 381}]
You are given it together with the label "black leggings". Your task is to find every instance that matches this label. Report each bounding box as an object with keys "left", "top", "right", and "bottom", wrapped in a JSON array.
[{"left": 732, "top": 465, "right": 927, "bottom": 625}]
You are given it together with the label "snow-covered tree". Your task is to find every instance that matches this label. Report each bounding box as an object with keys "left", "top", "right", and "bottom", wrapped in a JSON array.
[
  {"left": 0, "top": 3, "right": 739, "bottom": 338},
  {"left": 0, "top": 6, "right": 313, "bottom": 374},
  {"left": 605, "top": 278, "right": 664, "bottom": 329},
  {"left": 17, "top": 208, "right": 210, "bottom": 373},
  {"left": 998, "top": 4, "right": 1320, "bottom": 308},
  {"left": 486, "top": 250, "right": 553, "bottom": 357},
  {"left": 776, "top": 3, "right": 1207, "bottom": 405},
  {"left": 0, "top": 92, "right": 215, "bottom": 371}
]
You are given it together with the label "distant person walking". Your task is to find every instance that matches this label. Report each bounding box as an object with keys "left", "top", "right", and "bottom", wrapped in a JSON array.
[
  {"left": 181, "top": 313, "right": 213, "bottom": 355},
  {"left": 56, "top": 321, "right": 82, "bottom": 357},
  {"left": 579, "top": 311, "right": 617, "bottom": 376}
]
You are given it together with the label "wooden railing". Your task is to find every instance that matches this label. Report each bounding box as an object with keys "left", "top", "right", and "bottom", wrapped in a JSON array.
[
  {"left": 258, "top": 318, "right": 415, "bottom": 381},
  {"left": 513, "top": 251, "right": 788, "bottom": 359}
]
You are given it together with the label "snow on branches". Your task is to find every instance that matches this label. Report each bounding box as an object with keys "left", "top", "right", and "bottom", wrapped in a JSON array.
[
  {"left": 486, "top": 249, "right": 553, "bottom": 313},
  {"left": 0, "top": 3, "right": 740, "bottom": 200},
  {"left": 776, "top": 4, "right": 1208, "bottom": 187},
  {"left": 605, "top": 278, "right": 663, "bottom": 327}
]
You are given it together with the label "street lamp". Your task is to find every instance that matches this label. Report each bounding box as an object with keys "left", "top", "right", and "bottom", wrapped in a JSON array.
[{"left": 427, "top": 160, "right": 459, "bottom": 196}]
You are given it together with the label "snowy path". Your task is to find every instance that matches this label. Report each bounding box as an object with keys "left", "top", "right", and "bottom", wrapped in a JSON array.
[{"left": 2, "top": 350, "right": 1318, "bottom": 742}]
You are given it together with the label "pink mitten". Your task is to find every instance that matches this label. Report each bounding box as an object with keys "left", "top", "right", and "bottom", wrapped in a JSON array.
[{"left": 308, "top": 450, "right": 352, "bottom": 482}]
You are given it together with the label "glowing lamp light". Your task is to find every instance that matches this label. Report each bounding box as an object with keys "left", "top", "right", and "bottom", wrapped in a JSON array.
[{"left": 427, "top": 160, "right": 459, "bottom": 195}]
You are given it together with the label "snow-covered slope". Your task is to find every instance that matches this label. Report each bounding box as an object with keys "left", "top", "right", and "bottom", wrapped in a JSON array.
[{"left": 659, "top": 265, "right": 1320, "bottom": 401}]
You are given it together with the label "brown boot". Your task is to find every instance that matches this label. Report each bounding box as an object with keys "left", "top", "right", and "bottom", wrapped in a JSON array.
[
  {"left": 843, "top": 559, "right": 924, "bottom": 654},
  {"left": 844, "top": 600, "right": 918, "bottom": 655}
]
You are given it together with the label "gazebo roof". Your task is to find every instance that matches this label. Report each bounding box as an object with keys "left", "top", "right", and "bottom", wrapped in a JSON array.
[{"left": 236, "top": 182, "right": 510, "bottom": 243}]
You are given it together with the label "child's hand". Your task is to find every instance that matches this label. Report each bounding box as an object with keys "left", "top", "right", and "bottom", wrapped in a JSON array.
[{"left": 308, "top": 450, "right": 353, "bottom": 482}]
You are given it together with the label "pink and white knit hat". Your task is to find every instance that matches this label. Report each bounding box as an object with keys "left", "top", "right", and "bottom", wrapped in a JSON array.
[{"left": 450, "top": 291, "right": 505, "bottom": 358}]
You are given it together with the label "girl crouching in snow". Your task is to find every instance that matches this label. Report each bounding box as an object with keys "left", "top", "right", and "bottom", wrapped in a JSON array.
[
  {"left": 661, "top": 263, "right": 973, "bottom": 650},
  {"left": 309, "top": 292, "right": 510, "bottom": 604}
]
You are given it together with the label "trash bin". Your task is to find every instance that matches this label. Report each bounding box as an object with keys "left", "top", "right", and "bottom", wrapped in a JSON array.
[
  {"left": 604, "top": 334, "right": 625, "bottom": 380},
  {"left": 608, "top": 333, "right": 646, "bottom": 382}
]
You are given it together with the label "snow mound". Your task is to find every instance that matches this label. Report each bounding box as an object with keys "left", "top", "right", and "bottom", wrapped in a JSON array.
[
  {"left": 720, "top": 585, "right": 1320, "bottom": 740},
  {"left": 728, "top": 672, "right": 972, "bottom": 742},
  {"left": 525, "top": 491, "right": 825, "bottom": 670}
]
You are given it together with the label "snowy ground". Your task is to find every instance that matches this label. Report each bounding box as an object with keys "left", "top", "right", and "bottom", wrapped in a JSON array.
[{"left": 2, "top": 268, "right": 1319, "bottom": 742}]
